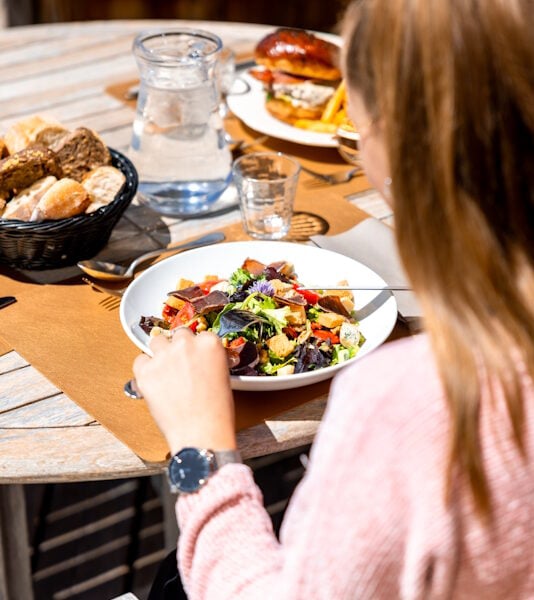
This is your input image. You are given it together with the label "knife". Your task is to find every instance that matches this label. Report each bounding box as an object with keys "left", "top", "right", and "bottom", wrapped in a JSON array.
[
  {"left": 297, "top": 286, "right": 412, "bottom": 291},
  {"left": 0, "top": 296, "right": 16, "bottom": 309}
]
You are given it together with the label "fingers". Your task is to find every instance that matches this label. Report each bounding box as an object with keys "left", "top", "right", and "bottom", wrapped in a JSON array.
[
  {"left": 133, "top": 352, "right": 150, "bottom": 373},
  {"left": 149, "top": 333, "right": 171, "bottom": 354},
  {"left": 169, "top": 325, "right": 195, "bottom": 345}
]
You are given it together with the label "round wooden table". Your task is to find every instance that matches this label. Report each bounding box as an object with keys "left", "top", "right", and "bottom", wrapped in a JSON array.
[{"left": 0, "top": 19, "right": 395, "bottom": 598}]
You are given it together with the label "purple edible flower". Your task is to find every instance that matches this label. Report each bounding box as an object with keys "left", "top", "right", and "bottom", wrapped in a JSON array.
[{"left": 249, "top": 280, "right": 274, "bottom": 296}]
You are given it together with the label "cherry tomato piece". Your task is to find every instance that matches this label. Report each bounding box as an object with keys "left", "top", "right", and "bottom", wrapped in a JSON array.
[{"left": 312, "top": 329, "right": 340, "bottom": 344}]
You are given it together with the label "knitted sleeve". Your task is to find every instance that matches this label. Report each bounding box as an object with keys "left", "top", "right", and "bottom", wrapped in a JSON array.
[{"left": 176, "top": 336, "right": 458, "bottom": 599}]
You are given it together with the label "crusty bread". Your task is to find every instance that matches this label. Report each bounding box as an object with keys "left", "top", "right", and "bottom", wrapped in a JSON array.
[
  {"left": 53, "top": 127, "right": 111, "bottom": 182},
  {"left": 0, "top": 139, "right": 8, "bottom": 159},
  {"left": 4, "top": 116, "right": 44, "bottom": 153},
  {"left": 31, "top": 177, "right": 91, "bottom": 221},
  {"left": 4, "top": 115, "right": 68, "bottom": 154},
  {"left": 82, "top": 165, "right": 126, "bottom": 213},
  {"left": 0, "top": 145, "right": 63, "bottom": 198},
  {"left": 2, "top": 175, "right": 57, "bottom": 221}
]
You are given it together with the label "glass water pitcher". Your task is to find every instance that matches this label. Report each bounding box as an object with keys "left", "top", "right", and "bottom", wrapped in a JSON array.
[{"left": 129, "top": 29, "right": 232, "bottom": 217}]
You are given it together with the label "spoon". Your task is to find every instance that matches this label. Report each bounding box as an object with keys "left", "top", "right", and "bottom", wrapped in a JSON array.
[{"left": 77, "top": 231, "right": 225, "bottom": 282}]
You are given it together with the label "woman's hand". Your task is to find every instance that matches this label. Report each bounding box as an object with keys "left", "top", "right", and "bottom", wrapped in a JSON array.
[{"left": 133, "top": 328, "right": 236, "bottom": 456}]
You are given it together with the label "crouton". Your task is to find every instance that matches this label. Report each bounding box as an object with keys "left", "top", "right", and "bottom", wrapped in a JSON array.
[
  {"left": 165, "top": 295, "right": 185, "bottom": 310},
  {"left": 266, "top": 333, "right": 296, "bottom": 358},
  {"left": 270, "top": 278, "right": 294, "bottom": 294},
  {"left": 176, "top": 278, "right": 195, "bottom": 290},
  {"left": 316, "top": 311, "right": 347, "bottom": 329},
  {"left": 285, "top": 305, "right": 307, "bottom": 325}
]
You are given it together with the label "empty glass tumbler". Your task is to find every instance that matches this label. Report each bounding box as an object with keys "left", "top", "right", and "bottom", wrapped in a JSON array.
[
  {"left": 129, "top": 29, "right": 232, "bottom": 216},
  {"left": 233, "top": 152, "right": 301, "bottom": 240}
]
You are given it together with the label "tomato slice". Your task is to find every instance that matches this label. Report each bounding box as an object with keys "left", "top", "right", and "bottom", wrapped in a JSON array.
[
  {"left": 162, "top": 303, "right": 179, "bottom": 322},
  {"left": 198, "top": 279, "right": 221, "bottom": 294},
  {"left": 249, "top": 68, "right": 274, "bottom": 84},
  {"left": 170, "top": 302, "right": 196, "bottom": 329}
]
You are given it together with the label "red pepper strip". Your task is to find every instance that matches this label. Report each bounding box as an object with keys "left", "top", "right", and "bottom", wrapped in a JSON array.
[
  {"left": 189, "top": 320, "right": 199, "bottom": 333},
  {"left": 229, "top": 336, "right": 246, "bottom": 348},
  {"left": 294, "top": 285, "right": 320, "bottom": 305},
  {"left": 312, "top": 329, "right": 340, "bottom": 344},
  {"left": 170, "top": 301, "right": 196, "bottom": 329},
  {"left": 310, "top": 321, "right": 323, "bottom": 330}
]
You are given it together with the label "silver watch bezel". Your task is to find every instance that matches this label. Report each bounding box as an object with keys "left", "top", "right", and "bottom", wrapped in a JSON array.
[{"left": 167, "top": 448, "right": 241, "bottom": 494}]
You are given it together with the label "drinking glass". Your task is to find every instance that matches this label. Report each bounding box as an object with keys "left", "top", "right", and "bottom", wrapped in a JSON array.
[
  {"left": 129, "top": 29, "right": 232, "bottom": 217},
  {"left": 232, "top": 152, "right": 300, "bottom": 240}
]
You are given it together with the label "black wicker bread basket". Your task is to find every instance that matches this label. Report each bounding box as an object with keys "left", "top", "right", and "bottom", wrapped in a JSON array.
[{"left": 0, "top": 148, "right": 138, "bottom": 270}]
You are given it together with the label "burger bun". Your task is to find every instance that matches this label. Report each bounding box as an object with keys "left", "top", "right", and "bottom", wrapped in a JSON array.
[
  {"left": 265, "top": 97, "right": 324, "bottom": 125},
  {"left": 255, "top": 28, "right": 341, "bottom": 82}
]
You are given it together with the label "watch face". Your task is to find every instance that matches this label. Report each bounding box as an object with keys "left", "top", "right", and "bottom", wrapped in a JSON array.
[{"left": 169, "top": 448, "right": 212, "bottom": 494}]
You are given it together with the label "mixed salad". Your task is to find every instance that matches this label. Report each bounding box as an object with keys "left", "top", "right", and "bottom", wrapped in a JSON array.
[{"left": 139, "top": 257, "right": 365, "bottom": 377}]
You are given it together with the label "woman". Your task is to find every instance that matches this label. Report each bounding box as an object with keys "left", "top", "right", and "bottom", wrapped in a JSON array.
[{"left": 134, "top": 0, "right": 534, "bottom": 597}]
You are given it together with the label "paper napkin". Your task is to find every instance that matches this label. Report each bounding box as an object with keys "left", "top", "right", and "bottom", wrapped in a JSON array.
[{"left": 311, "top": 217, "right": 422, "bottom": 321}]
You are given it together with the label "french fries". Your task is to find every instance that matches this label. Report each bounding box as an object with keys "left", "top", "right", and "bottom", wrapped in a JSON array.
[
  {"left": 293, "top": 80, "right": 353, "bottom": 133},
  {"left": 293, "top": 119, "right": 337, "bottom": 133},
  {"left": 321, "top": 80, "right": 346, "bottom": 123}
]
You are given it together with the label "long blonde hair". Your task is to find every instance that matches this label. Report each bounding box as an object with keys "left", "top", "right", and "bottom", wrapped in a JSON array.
[{"left": 343, "top": 0, "right": 534, "bottom": 517}]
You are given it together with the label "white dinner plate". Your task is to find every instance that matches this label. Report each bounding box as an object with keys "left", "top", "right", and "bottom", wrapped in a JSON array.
[
  {"left": 120, "top": 241, "right": 398, "bottom": 391},
  {"left": 226, "top": 33, "right": 342, "bottom": 149}
]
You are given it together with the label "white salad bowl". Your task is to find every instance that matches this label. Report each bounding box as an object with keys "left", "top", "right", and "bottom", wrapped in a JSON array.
[{"left": 119, "top": 240, "right": 398, "bottom": 391}]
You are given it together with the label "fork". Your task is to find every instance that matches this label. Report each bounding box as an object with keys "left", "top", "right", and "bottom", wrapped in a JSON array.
[
  {"left": 82, "top": 277, "right": 126, "bottom": 297},
  {"left": 230, "top": 135, "right": 269, "bottom": 158},
  {"left": 299, "top": 165, "right": 362, "bottom": 185}
]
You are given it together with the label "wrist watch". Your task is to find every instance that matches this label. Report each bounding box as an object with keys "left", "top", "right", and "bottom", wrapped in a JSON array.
[{"left": 167, "top": 447, "right": 241, "bottom": 494}]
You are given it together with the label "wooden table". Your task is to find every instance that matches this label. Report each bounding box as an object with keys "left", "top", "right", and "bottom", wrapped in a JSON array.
[{"left": 0, "top": 20, "right": 395, "bottom": 599}]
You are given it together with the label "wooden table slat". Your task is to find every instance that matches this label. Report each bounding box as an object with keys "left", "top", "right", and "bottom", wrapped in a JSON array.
[{"left": 0, "top": 394, "right": 94, "bottom": 428}]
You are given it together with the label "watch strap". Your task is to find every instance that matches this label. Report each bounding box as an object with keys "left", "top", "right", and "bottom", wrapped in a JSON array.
[{"left": 213, "top": 449, "right": 242, "bottom": 468}]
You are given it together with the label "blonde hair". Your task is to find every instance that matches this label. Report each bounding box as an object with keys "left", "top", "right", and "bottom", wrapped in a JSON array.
[{"left": 343, "top": 0, "right": 534, "bottom": 517}]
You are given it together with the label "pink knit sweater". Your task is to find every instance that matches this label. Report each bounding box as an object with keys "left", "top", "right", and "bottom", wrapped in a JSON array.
[{"left": 176, "top": 334, "right": 534, "bottom": 599}]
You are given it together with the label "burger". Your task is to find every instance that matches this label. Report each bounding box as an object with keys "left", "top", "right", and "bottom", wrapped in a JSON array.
[{"left": 250, "top": 28, "right": 342, "bottom": 125}]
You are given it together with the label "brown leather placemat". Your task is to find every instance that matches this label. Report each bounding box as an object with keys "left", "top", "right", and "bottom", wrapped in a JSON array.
[{"left": 0, "top": 191, "right": 371, "bottom": 463}]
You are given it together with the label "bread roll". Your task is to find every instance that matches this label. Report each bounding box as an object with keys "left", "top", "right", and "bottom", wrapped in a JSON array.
[
  {"left": 0, "top": 139, "right": 8, "bottom": 159},
  {"left": 31, "top": 178, "right": 91, "bottom": 221},
  {"left": 53, "top": 127, "right": 111, "bottom": 182},
  {"left": 82, "top": 165, "right": 126, "bottom": 213},
  {"left": 4, "top": 115, "right": 67, "bottom": 154},
  {"left": 2, "top": 175, "right": 57, "bottom": 221},
  {"left": 0, "top": 145, "right": 63, "bottom": 198}
]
